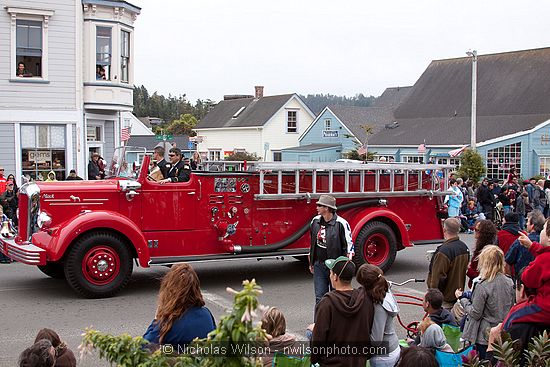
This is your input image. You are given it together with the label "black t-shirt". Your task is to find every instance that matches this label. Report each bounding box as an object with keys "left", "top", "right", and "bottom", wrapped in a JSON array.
[{"left": 315, "top": 217, "right": 329, "bottom": 263}]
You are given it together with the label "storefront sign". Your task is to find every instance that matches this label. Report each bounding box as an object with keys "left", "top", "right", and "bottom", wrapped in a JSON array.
[
  {"left": 323, "top": 130, "right": 339, "bottom": 138},
  {"left": 28, "top": 150, "right": 51, "bottom": 163}
]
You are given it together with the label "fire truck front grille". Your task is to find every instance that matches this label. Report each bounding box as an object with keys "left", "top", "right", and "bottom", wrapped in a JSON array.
[{"left": 19, "top": 182, "right": 41, "bottom": 241}]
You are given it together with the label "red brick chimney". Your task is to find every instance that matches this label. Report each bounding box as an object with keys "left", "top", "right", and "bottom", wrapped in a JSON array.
[{"left": 255, "top": 86, "right": 264, "bottom": 99}]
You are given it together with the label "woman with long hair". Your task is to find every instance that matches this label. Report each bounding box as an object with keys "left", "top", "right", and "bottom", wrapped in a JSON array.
[
  {"left": 143, "top": 263, "right": 215, "bottom": 348},
  {"left": 466, "top": 219, "right": 497, "bottom": 287},
  {"left": 456, "top": 245, "right": 514, "bottom": 360},
  {"left": 357, "top": 264, "right": 400, "bottom": 367}
]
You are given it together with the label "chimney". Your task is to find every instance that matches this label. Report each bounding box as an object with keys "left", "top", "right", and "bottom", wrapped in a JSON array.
[{"left": 255, "top": 86, "right": 264, "bottom": 99}]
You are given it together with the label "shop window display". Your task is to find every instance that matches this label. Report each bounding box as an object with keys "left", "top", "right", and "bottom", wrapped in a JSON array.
[{"left": 21, "top": 125, "right": 66, "bottom": 181}]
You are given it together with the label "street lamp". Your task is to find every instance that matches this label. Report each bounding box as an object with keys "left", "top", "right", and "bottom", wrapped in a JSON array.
[{"left": 466, "top": 50, "right": 478, "bottom": 150}]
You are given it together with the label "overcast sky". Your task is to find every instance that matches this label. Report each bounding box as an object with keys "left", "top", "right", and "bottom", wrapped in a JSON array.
[{"left": 131, "top": 0, "right": 550, "bottom": 103}]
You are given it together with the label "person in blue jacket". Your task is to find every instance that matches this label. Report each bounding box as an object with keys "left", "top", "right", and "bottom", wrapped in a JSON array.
[{"left": 143, "top": 263, "right": 215, "bottom": 350}]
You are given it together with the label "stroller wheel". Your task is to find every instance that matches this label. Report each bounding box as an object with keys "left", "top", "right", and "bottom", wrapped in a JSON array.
[{"left": 406, "top": 321, "right": 419, "bottom": 339}]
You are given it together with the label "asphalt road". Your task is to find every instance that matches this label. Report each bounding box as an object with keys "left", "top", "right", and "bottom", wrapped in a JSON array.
[{"left": 0, "top": 234, "right": 474, "bottom": 366}]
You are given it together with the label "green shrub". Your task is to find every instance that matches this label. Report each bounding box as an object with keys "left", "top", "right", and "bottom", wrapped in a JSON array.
[{"left": 80, "top": 279, "right": 268, "bottom": 367}]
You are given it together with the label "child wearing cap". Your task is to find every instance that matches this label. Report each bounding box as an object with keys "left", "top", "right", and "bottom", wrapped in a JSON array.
[{"left": 311, "top": 256, "right": 374, "bottom": 367}]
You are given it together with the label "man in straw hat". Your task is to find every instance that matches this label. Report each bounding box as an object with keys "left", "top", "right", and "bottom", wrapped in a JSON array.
[{"left": 309, "top": 194, "right": 354, "bottom": 312}]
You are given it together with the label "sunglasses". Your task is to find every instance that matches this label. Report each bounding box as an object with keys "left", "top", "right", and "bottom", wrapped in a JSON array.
[
  {"left": 316, "top": 204, "right": 326, "bottom": 208},
  {"left": 168, "top": 154, "right": 176, "bottom": 157}
]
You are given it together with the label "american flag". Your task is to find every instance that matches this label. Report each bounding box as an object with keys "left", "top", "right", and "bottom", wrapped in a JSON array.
[
  {"left": 448, "top": 145, "right": 468, "bottom": 157},
  {"left": 417, "top": 143, "right": 426, "bottom": 153},
  {"left": 358, "top": 144, "right": 367, "bottom": 155},
  {"left": 121, "top": 126, "right": 131, "bottom": 142}
]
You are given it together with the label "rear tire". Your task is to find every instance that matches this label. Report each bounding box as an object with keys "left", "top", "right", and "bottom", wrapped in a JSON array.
[
  {"left": 64, "top": 232, "right": 133, "bottom": 298},
  {"left": 353, "top": 221, "right": 397, "bottom": 272},
  {"left": 37, "top": 263, "right": 65, "bottom": 279}
]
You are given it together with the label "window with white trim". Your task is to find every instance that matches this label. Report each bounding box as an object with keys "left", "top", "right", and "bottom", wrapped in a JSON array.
[
  {"left": 287, "top": 111, "right": 297, "bottom": 133},
  {"left": 7, "top": 7, "right": 54, "bottom": 80},
  {"left": 324, "top": 119, "right": 331, "bottom": 130},
  {"left": 208, "top": 150, "right": 221, "bottom": 161},
  {"left": 16, "top": 20, "right": 42, "bottom": 77},
  {"left": 402, "top": 155, "right": 424, "bottom": 164},
  {"left": 86, "top": 125, "right": 103, "bottom": 142},
  {"left": 486, "top": 142, "right": 521, "bottom": 181},
  {"left": 96, "top": 26, "right": 112, "bottom": 80},
  {"left": 540, "top": 156, "right": 550, "bottom": 178},
  {"left": 374, "top": 155, "right": 395, "bottom": 162},
  {"left": 433, "top": 157, "right": 461, "bottom": 167},
  {"left": 120, "top": 30, "right": 130, "bottom": 83},
  {"left": 21, "top": 125, "right": 66, "bottom": 180}
]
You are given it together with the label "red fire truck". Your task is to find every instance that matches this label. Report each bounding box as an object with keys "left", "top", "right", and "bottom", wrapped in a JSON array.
[{"left": 0, "top": 147, "right": 451, "bottom": 298}]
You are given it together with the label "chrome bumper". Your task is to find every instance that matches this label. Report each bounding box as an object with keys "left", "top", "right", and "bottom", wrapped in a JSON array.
[{"left": 0, "top": 237, "right": 46, "bottom": 265}]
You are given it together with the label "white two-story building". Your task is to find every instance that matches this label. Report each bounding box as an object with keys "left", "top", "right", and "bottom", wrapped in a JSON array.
[{"left": 0, "top": 0, "right": 141, "bottom": 181}]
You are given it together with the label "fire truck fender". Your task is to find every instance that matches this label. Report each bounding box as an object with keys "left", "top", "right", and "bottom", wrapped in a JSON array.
[
  {"left": 47, "top": 211, "right": 149, "bottom": 267},
  {"left": 348, "top": 207, "right": 412, "bottom": 249}
]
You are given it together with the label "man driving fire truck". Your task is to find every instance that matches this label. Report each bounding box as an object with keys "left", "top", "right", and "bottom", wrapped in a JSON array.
[{"left": 160, "top": 147, "right": 191, "bottom": 183}]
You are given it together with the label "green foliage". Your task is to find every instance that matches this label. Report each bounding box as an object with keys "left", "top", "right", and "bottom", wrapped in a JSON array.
[
  {"left": 224, "top": 152, "right": 261, "bottom": 161},
  {"left": 457, "top": 149, "right": 486, "bottom": 183},
  {"left": 300, "top": 93, "right": 376, "bottom": 114},
  {"left": 491, "top": 331, "right": 521, "bottom": 367},
  {"left": 133, "top": 85, "right": 215, "bottom": 126},
  {"left": 524, "top": 330, "right": 550, "bottom": 367},
  {"left": 165, "top": 114, "right": 198, "bottom": 136},
  {"left": 80, "top": 279, "right": 267, "bottom": 367}
]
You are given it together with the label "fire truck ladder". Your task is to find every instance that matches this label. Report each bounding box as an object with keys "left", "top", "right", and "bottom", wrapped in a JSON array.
[{"left": 254, "top": 162, "right": 454, "bottom": 201}]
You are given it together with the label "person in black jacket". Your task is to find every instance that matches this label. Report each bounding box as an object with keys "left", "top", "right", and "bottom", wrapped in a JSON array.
[
  {"left": 87, "top": 152, "right": 103, "bottom": 180},
  {"left": 1, "top": 181, "right": 18, "bottom": 225},
  {"left": 477, "top": 179, "right": 496, "bottom": 220},
  {"left": 309, "top": 195, "right": 354, "bottom": 309},
  {"left": 160, "top": 148, "right": 191, "bottom": 183}
]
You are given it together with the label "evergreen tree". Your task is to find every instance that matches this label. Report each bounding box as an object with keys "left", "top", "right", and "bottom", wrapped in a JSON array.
[{"left": 457, "top": 149, "right": 486, "bottom": 183}]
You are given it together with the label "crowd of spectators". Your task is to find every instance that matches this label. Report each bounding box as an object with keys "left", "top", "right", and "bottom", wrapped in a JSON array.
[{"left": 13, "top": 170, "right": 550, "bottom": 366}]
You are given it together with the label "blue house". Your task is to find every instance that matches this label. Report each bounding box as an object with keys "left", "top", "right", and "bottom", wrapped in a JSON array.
[{"left": 282, "top": 87, "right": 411, "bottom": 162}]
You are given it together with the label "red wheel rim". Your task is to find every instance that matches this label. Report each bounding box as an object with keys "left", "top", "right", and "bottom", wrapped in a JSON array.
[
  {"left": 81, "top": 246, "right": 121, "bottom": 286},
  {"left": 363, "top": 233, "right": 390, "bottom": 265}
]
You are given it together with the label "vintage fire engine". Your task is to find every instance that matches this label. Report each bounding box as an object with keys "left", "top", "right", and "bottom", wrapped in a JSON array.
[{"left": 0, "top": 147, "right": 452, "bottom": 298}]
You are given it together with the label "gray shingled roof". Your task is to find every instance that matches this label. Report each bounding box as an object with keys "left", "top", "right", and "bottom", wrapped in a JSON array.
[
  {"left": 328, "top": 105, "right": 396, "bottom": 143},
  {"left": 372, "top": 86, "right": 412, "bottom": 108},
  {"left": 196, "top": 94, "right": 295, "bottom": 129},
  {"left": 282, "top": 144, "right": 341, "bottom": 151},
  {"left": 370, "top": 48, "right": 550, "bottom": 145}
]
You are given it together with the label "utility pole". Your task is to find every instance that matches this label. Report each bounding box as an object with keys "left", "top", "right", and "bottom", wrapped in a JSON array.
[{"left": 466, "top": 50, "right": 478, "bottom": 150}]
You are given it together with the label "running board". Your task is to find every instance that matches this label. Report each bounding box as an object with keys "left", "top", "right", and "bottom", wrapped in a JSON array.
[{"left": 148, "top": 249, "right": 309, "bottom": 266}]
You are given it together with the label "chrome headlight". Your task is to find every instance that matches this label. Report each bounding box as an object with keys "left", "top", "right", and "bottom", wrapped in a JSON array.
[{"left": 37, "top": 211, "right": 52, "bottom": 229}]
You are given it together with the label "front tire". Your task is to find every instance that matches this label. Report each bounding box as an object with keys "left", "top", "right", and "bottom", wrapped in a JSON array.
[
  {"left": 353, "top": 221, "right": 397, "bottom": 272},
  {"left": 37, "top": 263, "right": 65, "bottom": 279},
  {"left": 64, "top": 232, "right": 133, "bottom": 298}
]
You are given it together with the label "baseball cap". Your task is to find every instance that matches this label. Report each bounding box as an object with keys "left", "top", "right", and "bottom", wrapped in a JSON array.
[{"left": 325, "top": 256, "right": 356, "bottom": 281}]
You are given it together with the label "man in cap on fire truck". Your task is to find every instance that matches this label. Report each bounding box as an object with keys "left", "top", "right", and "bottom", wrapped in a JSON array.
[
  {"left": 160, "top": 147, "right": 191, "bottom": 183},
  {"left": 309, "top": 194, "right": 354, "bottom": 312}
]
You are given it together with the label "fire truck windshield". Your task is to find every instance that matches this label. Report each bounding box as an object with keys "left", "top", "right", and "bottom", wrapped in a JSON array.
[{"left": 106, "top": 146, "right": 147, "bottom": 179}]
